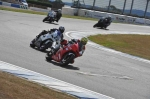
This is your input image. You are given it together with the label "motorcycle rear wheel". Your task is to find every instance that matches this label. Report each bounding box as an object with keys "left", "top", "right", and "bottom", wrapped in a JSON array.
[{"left": 60, "top": 53, "right": 75, "bottom": 66}]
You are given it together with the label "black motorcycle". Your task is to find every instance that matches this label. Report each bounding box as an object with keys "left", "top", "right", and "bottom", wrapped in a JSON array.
[
  {"left": 93, "top": 17, "right": 111, "bottom": 29},
  {"left": 43, "top": 11, "right": 57, "bottom": 23}
]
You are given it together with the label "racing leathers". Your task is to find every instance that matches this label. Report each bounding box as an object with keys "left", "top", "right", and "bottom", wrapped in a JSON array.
[
  {"left": 69, "top": 39, "right": 86, "bottom": 56},
  {"left": 104, "top": 17, "right": 112, "bottom": 27},
  {"left": 36, "top": 28, "right": 63, "bottom": 40},
  {"left": 52, "top": 39, "right": 86, "bottom": 56},
  {"left": 49, "top": 29, "right": 64, "bottom": 54},
  {"left": 54, "top": 10, "right": 62, "bottom": 22}
]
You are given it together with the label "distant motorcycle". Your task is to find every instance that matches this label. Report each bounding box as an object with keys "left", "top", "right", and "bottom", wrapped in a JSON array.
[
  {"left": 45, "top": 39, "right": 83, "bottom": 66},
  {"left": 43, "top": 10, "right": 57, "bottom": 23},
  {"left": 93, "top": 17, "right": 111, "bottom": 29},
  {"left": 30, "top": 30, "right": 59, "bottom": 51}
]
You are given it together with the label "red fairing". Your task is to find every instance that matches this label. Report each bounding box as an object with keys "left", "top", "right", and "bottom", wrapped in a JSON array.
[{"left": 52, "top": 41, "right": 81, "bottom": 62}]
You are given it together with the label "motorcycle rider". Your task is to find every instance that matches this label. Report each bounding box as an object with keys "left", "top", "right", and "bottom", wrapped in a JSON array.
[
  {"left": 36, "top": 26, "right": 65, "bottom": 40},
  {"left": 54, "top": 9, "right": 62, "bottom": 22},
  {"left": 70, "top": 37, "right": 88, "bottom": 56},
  {"left": 103, "top": 15, "right": 112, "bottom": 28},
  {"left": 51, "top": 37, "right": 88, "bottom": 56}
]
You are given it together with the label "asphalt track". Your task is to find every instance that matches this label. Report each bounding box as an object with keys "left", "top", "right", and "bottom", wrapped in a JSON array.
[{"left": 0, "top": 10, "right": 150, "bottom": 99}]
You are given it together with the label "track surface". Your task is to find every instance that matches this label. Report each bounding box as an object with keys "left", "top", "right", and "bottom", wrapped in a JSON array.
[{"left": 0, "top": 10, "right": 150, "bottom": 99}]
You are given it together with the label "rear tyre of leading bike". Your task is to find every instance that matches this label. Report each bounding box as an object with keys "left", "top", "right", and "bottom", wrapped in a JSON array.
[{"left": 60, "top": 53, "right": 75, "bottom": 66}]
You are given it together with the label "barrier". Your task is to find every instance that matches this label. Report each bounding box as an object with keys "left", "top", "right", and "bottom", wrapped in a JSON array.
[
  {"left": 145, "top": 19, "right": 150, "bottom": 26},
  {"left": 11, "top": 3, "right": 20, "bottom": 8},
  {"left": 135, "top": 18, "right": 145, "bottom": 24},
  {"left": 29, "top": 7, "right": 49, "bottom": 12},
  {"left": 2, "top": 2, "right": 11, "bottom": 6},
  {"left": 62, "top": 7, "right": 74, "bottom": 16},
  {"left": 126, "top": 16, "right": 136, "bottom": 24},
  {"left": 62, "top": 7, "right": 150, "bottom": 26},
  {"left": 0, "top": 1, "right": 28, "bottom": 9},
  {"left": 20, "top": 5, "right": 28, "bottom": 9}
]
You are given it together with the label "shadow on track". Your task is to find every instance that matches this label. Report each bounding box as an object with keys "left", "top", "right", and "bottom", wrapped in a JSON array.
[
  {"left": 46, "top": 60, "right": 80, "bottom": 70},
  {"left": 30, "top": 46, "right": 50, "bottom": 53},
  {"left": 94, "top": 27, "right": 109, "bottom": 30},
  {"left": 44, "top": 21, "right": 59, "bottom": 25}
]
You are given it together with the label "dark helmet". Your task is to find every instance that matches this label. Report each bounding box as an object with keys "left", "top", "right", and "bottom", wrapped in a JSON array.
[
  {"left": 107, "top": 15, "right": 112, "bottom": 20},
  {"left": 58, "top": 9, "right": 62, "bottom": 13},
  {"left": 81, "top": 37, "right": 88, "bottom": 45},
  {"left": 59, "top": 26, "right": 65, "bottom": 33}
]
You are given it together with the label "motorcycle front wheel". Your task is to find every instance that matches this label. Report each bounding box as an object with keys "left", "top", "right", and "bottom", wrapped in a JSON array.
[
  {"left": 45, "top": 51, "right": 53, "bottom": 61},
  {"left": 49, "top": 18, "right": 53, "bottom": 23},
  {"left": 60, "top": 53, "right": 75, "bottom": 66},
  {"left": 30, "top": 39, "right": 36, "bottom": 48},
  {"left": 43, "top": 17, "right": 48, "bottom": 22},
  {"left": 93, "top": 23, "right": 98, "bottom": 28}
]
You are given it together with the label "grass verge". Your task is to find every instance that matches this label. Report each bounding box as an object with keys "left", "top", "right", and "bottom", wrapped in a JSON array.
[
  {"left": 88, "top": 34, "right": 150, "bottom": 60},
  {"left": 0, "top": 71, "right": 77, "bottom": 99}
]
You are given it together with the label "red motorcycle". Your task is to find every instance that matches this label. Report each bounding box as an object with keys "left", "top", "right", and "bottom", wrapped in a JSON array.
[{"left": 45, "top": 39, "right": 84, "bottom": 66}]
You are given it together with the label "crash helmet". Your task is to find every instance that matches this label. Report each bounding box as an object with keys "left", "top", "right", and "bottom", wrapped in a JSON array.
[
  {"left": 58, "top": 9, "right": 62, "bottom": 13},
  {"left": 59, "top": 26, "right": 65, "bottom": 33},
  {"left": 107, "top": 15, "right": 112, "bottom": 20},
  {"left": 81, "top": 37, "right": 88, "bottom": 45}
]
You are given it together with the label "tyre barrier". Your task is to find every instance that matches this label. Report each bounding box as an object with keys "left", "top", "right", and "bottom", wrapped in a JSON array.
[
  {"left": 0, "top": 1, "right": 28, "bottom": 9},
  {"left": 20, "top": 5, "right": 28, "bottom": 9}
]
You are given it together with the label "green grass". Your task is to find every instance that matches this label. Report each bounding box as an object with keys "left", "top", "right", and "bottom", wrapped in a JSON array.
[{"left": 88, "top": 34, "right": 150, "bottom": 60}]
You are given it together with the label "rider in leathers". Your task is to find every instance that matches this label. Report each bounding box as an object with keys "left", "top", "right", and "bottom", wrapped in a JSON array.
[
  {"left": 36, "top": 26, "right": 65, "bottom": 41},
  {"left": 103, "top": 15, "right": 112, "bottom": 28},
  {"left": 54, "top": 9, "right": 62, "bottom": 22},
  {"left": 51, "top": 37, "right": 88, "bottom": 56},
  {"left": 68, "top": 37, "right": 88, "bottom": 56}
]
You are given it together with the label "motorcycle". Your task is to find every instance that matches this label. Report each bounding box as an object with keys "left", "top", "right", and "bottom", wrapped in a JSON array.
[
  {"left": 93, "top": 17, "right": 111, "bottom": 29},
  {"left": 30, "top": 30, "right": 59, "bottom": 51},
  {"left": 45, "top": 39, "right": 83, "bottom": 66},
  {"left": 43, "top": 10, "right": 57, "bottom": 23}
]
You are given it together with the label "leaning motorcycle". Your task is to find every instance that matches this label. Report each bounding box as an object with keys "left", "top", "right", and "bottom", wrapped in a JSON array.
[
  {"left": 43, "top": 10, "right": 57, "bottom": 23},
  {"left": 30, "top": 30, "right": 58, "bottom": 51},
  {"left": 93, "top": 17, "right": 110, "bottom": 29},
  {"left": 45, "top": 39, "right": 83, "bottom": 66}
]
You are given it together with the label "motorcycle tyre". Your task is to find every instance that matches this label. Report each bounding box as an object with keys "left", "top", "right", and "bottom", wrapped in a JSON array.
[
  {"left": 43, "top": 17, "right": 48, "bottom": 22},
  {"left": 60, "top": 53, "right": 75, "bottom": 66},
  {"left": 93, "top": 23, "right": 97, "bottom": 28},
  {"left": 45, "top": 51, "right": 53, "bottom": 61},
  {"left": 30, "top": 39, "right": 36, "bottom": 48},
  {"left": 49, "top": 18, "right": 53, "bottom": 23}
]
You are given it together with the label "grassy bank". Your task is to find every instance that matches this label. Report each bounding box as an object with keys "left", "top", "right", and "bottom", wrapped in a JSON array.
[
  {"left": 0, "top": 71, "right": 77, "bottom": 99},
  {"left": 88, "top": 34, "right": 150, "bottom": 60}
]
